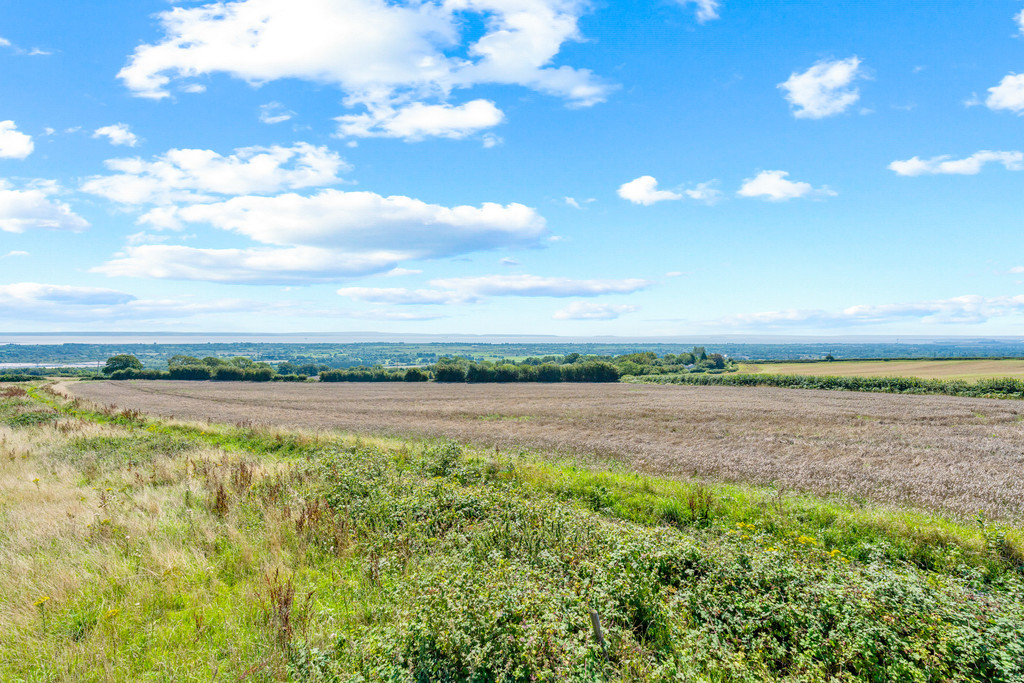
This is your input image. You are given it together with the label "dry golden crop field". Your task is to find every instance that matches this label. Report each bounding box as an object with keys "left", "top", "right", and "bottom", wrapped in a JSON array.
[
  {"left": 66, "top": 380, "right": 1024, "bottom": 520},
  {"left": 739, "top": 358, "right": 1024, "bottom": 380}
]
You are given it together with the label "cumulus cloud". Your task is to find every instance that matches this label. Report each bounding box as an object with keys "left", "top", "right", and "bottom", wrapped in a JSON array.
[
  {"left": 337, "top": 274, "right": 650, "bottom": 305},
  {"left": 779, "top": 56, "right": 865, "bottom": 119},
  {"left": 117, "top": 0, "right": 610, "bottom": 141},
  {"left": 888, "top": 150, "right": 1024, "bottom": 176},
  {"left": 93, "top": 123, "right": 139, "bottom": 147},
  {"left": 336, "top": 99, "right": 504, "bottom": 140},
  {"left": 0, "top": 180, "right": 89, "bottom": 233},
  {"left": 96, "top": 193, "right": 546, "bottom": 284},
  {"left": 0, "top": 121, "right": 34, "bottom": 159},
  {"left": 1017, "top": 9, "right": 1024, "bottom": 35},
  {"left": 674, "top": 0, "right": 721, "bottom": 23},
  {"left": 737, "top": 170, "right": 835, "bottom": 201},
  {"left": 258, "top": 102, "right": 295, "bottom": 124},
  {"left": 617, "top": 176, "right": 682, "bottom": 205},
  {"left": 714, "top": 295, "right": 1024, "bottom": 328},
  {"left": 80, "top": 143, "right": 348, "bottom": 205},
  {"left": 552, "top": 302, "right": 637, "bottom": 320},
  {"left": 986, "top": 73, "right": 1024, "bottom": 113}
]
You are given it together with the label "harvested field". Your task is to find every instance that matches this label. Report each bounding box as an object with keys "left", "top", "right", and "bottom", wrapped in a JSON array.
[
  {"left": 67, "top": 380, "right": 1024, "bottom": 520},
  {"left": 740, "top": 358, "right": 1024, "bottom": 380}
]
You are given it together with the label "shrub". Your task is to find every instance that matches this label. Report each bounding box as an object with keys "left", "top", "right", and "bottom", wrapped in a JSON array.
[
  {"left": 434, "top": 364, "right": 467, "bottom": 383},
  {"left": 168, "top": 365, "right": 212, "bottom": 381},
  {"left": 403, "top": 368, "right": 429, "bottom": 382},
  {"left": 212, "top": 366, "right": 245, "bottom": 381}
]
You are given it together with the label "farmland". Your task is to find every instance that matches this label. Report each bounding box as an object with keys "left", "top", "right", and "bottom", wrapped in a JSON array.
[
  {"left": 740, "top": 359, "right": 1024, "bottom": 381},
  {"left": 2, "top": 381, "right": 1023, "bottom": 681},
  {"left": 68, "top": 380, "right": 1024, "bottom": 520}
]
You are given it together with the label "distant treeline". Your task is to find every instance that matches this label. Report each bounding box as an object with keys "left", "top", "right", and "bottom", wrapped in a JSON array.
[{"left": 629, "top": 372, "right": 1024, "bottom": 399}]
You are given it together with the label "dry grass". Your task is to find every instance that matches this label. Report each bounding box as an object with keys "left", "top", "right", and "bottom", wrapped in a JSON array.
[
  {"left": 68, "top": 380, "right": 1024, "bottom": 521},
  {"left": 740, "top": 358, "right": 1024, "bottom": 380}
]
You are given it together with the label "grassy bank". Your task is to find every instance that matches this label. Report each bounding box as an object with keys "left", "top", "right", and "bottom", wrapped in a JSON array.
[{"left": 1, "top": 382, "right": 1022, "bottom": 681}]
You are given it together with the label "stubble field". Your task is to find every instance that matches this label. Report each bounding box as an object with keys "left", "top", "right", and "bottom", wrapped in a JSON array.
[
  {"left": 68, "top": 380, "right": 1024, "bottom": 520},
  {"left": 739, "top": 358, "right": 1024, "bottom": 380}
]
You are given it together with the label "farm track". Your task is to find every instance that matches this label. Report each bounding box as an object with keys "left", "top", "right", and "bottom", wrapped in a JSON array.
[{"left": 67, "top": 380, "right": 1024, "bottom": 520}]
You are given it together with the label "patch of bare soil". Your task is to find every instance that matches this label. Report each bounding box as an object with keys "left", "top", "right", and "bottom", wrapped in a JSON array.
[{"left": 67, "top": 381, "right": 1024, "bottom": 519}]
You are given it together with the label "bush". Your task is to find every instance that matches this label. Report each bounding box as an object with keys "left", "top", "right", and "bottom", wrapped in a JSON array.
[
  {"left": 243, "top": 367, "right": 274, "bottom": 382},
  {"left": 168, "top": 365, "right": 212, "bottom": 381},
  {"left": 403, "top": 368, "right": 429, "bottom": 382},
  {"left": 212, "top": 366, "right": 245, "bottom": 381},
  {"left": 434, "top": 364, "right": 467, "bottom": 383},
  {"left": 103, "top": 354, "right": 143, "bottom": 375}
]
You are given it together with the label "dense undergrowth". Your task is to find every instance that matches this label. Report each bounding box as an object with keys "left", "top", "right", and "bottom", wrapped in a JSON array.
[
  {"left": 1, "top": 382, "right": 1022, "bottom": 681},
  {"left": 627, "top": 372, "right": 1024, "bottom": 400}
]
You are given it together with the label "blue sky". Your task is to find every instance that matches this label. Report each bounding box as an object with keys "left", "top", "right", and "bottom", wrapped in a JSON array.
[{"left": 2, "top": 0, "right": 1024, "bottom": 335}]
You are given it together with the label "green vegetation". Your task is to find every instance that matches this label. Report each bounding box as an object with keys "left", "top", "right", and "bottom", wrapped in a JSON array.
[
  {"left": 628, "top": 372, "right": 1024, "bottom": 399},
  {"left": 1, "top": 382, "right": 1022, "bottom": 681}
]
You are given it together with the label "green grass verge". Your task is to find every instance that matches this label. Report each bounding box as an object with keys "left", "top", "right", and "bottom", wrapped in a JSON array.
[{"left": 0, "top": 382, "right": 1021, "bottom": 681}]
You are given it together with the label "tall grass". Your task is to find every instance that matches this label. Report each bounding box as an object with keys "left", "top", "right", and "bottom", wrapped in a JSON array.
[{"left": 1, "top": 382, "right": 1022, "bottom": 681}]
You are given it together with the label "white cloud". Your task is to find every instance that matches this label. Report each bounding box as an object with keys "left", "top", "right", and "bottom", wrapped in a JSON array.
[
  {"left": 674, "top": 0, "right": 721, "bottom": 23},
  {"left": 888, "top": 150, "right": 1024, "bottom": 176},
  {"left": 665, "top": 271, "right": 685, "bottom": 277},
  {"left": 778, "top": 56, "right": 865, "bottom": 119},
  {"left": 563, "top": 196, "right": 594, "bottom": 209},
  {"left": 349, "top": 309, "right": 445, "bottom": 321},
  {"left": 0, "top": 282, "right": 278, "bottom": 321},
  {"left": 552, "top": 302, "right": 638, "bottom": 320},
  {"left": 383, "top": 267, "right": 423, "bottom": 277},
  {"left": 81, "top": 143, "right": 348, "bottom": 205},
  {"left": 158, "top": 190, "right": 545, "bottom": 251},
  {"left": 1011, "top": 266, "right": 1024, "bottom": 274},
  {"left": 337, "top": 274, "right": 650, "bottom": 305},
  {"left": 259, "top": 101, "right": 295, "bottom": 124},
  {"left": 93, "top": 123, "right": 140, "bottom": 147},
  {"left": 986, "top": 73, "right": 1024, "bottom": 113},
  {"left": 683, "top": 180, "right": 723, "bottom": 204},
  {"left": 617, "top": 176, "right": 683, "bottom": 205},
  {"left": 0, "top": 121, "right": 34, "bottom": 159},
  {"left": 1, "top": 250, "right": 29, "bottom": 259},
  {"left": 0, "top": 180, "right": 89, "bottom": 233},
  {"left": 1017, "top": 9, "right": 1024, "bottom": 36},
  {"left": 499, "top": 257, "right": 519, "bottom": 266},
  {"left": 95, "top": 245, "right": 407, "bottom": 284},
  {"left": 0, "top": 37, "right": 9, "bottom": 48},
  {"left": 336, "top": 99, "right": 504, "bottom": 140},
  {"left": 737, "top": 170, "right": 835, "bottom": 201},
  {"left": 336, "top": 286, "right": 462, "bottom": 305},
  {"left": 714, "top": 295, "right": 1024, "bottom": 328},
  {"left": 117, "top": 0, "right": 609, "bottom": 141},
  {"left": 428, "top": 274, "right": 650, "bottom": 298},
  {"left": 96, "top": 192, "right": 546, "bottom": 284}
]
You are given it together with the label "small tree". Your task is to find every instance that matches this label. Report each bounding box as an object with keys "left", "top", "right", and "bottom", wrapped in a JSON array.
[{"left": 103, "top": 354, "right": 143, "bottom": 375}]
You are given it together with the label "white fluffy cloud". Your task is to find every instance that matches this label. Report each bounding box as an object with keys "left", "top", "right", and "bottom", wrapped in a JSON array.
[
  {"left": 96, "top": 192, "right": 547, "bottom": 283},
  {"left": 0, "top": 180, "right": 89, "bottom": 233},
  {"left": 778, "top": 56, "right": 865, "bottom": 119},
  {"left": 93, "top": 123, "right": 139, "bottom": 147},
  {"left": 617, "top": 176, "right": 682, "bottom": 205},
  {"left": 737, "top": 170, "right": 835, "bottom": 201},
  {"left": 714, "top": 295, "right": 1024, "bottom": 328},
  {"left": 0, "top": 121, "right": 34, "bottom": 159},
  {"left": 336, "top": 99, "right": 504, "bottom": 140},
  {"left": 80, "top": 143, "right": 348, "bottom": 205},
  {"left": 337, "top": 274, "right": 650, "bottom": 304},
  {"left": 683, "top": 181, "right": 723, "bottom": 204},
  {"left": 674, "top": 0, "right": 721, "bottom": 23},
  {"left": 1017, "top": 9, "right": 1024, "bottom": 35},
  {"left": 117, "top": 0, "right": 609, "bottom": 140},
  {"left": 889, "top": 150, "right": 1024, "bottom": 176},
  {"left": 552, "top": 302, "right": 637, "bottom": 320},
  {"left": 986, "top": 73, "right": 1024, "bottom": 113}
]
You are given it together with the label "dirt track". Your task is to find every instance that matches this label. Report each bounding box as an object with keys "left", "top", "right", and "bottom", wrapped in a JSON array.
[{"left": 66, "top": 380, "right": 1024, "bottom": 519}]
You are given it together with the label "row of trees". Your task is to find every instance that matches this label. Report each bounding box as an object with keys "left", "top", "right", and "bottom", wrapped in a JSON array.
[{"left": 100, "top": 347, "right": 734, "bottom": 384}]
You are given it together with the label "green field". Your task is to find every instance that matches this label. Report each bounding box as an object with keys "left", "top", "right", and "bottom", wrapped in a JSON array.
[
  {"left": 2, "top": 382, "right": 1023, "bottom": 681},
  {"left": 739, "top": 359, "right": 1024, "bottom": 381}
]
